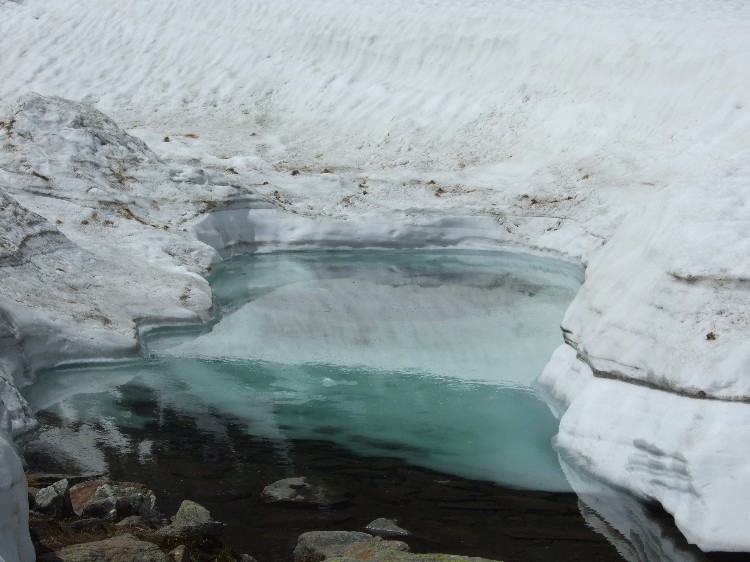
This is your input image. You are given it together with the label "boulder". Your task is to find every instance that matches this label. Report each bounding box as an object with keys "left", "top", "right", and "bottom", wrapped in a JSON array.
[
  {"left": 78, "top": 483, "right": 158, "bottom": 523},
  {"left": 33, "top": 479, "right": 72, "bottom": 519},
  {"left": 365, "top": 518, "right": 411, "bottom": 538},
  {"left": 69, "top": 480, "right": 108, "bottom": 516},
  {"left": 261, "top": 477, "right": 350, "bottom": 509},
  {"left": 293, "top": 531, "right": 387, "bottom": 561},
  {"left": 38, "top": 533, "right": 168, "bottom": 562},
  {"left": 155, "top": 500, "right": 224, "bottom": 539},
  {"left": 293, "top": 531, "right": 501, "bottom": 562}
]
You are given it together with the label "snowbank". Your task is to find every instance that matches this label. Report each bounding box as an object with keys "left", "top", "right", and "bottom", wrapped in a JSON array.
[
  {"left": 1, "top": 0, "right": 750, "bottom": 558},
  {"left": 536, "top": 150, "right": 750, "bottom": 553}
]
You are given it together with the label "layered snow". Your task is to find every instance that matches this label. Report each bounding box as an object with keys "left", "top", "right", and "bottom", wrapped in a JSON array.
[
  {"left": 0, "top": 0, "right": 749, "bottom": 558},
  {"left": 561, "top": 158, "right": 750, "bottom": 400},
  {"left": 540, "top": 346, "right": 750, "bottom": 552}
]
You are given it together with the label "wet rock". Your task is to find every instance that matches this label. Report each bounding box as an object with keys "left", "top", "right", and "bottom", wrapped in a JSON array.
[
  {"left": 34, "top": 478, "right": 72, "bottom": 519},
  {"left": 79, "top": 482, "right": 158, "bottom": 522},
  {"left": 262, "top": 477, "right": 350, "bottom": 508},
  {"left": 155, "top": 500, "right": 224, "bottom": 538},
  {"left": 167, "top": 545, "right": 189, "bottom": 562},
  {"left": 38, "top": 533, "right": 168, "bottom": 562},
  {"left": 365, "top": 517, "right": 411, "bottom": 538}
]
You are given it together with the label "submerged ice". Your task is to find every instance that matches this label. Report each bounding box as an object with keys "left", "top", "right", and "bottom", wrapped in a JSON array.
[
  {"left": 167, "top": 251, "right": 582, "bottom": 384},
  {"left": 24, "top": 250, "right": 581, "bottom": 491}
]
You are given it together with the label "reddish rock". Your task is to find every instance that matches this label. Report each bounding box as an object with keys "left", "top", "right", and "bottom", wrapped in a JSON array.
[{"left": 69, "top": 480, "right": 109, "bottom": 516}]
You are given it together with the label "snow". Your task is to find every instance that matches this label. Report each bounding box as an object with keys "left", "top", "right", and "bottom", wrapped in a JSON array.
[
  {"left": 0, "top": 0, "right": 749, "bottom": 558},
  {"left": 540, "top": 345, "right": 750, "bottom": 552}
]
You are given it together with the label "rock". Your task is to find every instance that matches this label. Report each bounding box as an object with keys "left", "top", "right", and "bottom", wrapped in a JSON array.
[
  {"left": 240, "top": 555, "right": 259, "bottom": 562},
  {"left": 69, "top": 480, "right": 109, "bottom": 516},
  {"left": 38, "top": 533, "right": 168, "bottom": 562},
  {"left": 167, "top": 545, "right": 189, "bottom": 562},
  {"left": 293, "top": 531, "right": 501, "bottom": 562},
  {"left": 155, "top": 500, "right": 224, "bottom": 538},
  {"left": 293, "top": 531, "right": 379, "bottom": 561},
  {"left": 79, "top": 483, "right": 158, "bottom": 523},
  {"left": 116, "top": 515, "right": 147, "bottom": 527},
  {"left": 68, "top": 518, "right": 105, "bottom": 532},
  {"left": 34, "top": 479, "right": 72, "bottom": 519},
  {"left": 365, "top": 518, "right": 411, "bottom": 538},
  {"left": 261, "top": 477, "right": 350, "bottom": 509}
]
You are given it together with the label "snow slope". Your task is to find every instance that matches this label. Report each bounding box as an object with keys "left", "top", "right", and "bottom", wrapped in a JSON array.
[{"left": 1, "top": 0, "right": 750, "bottom": 559}]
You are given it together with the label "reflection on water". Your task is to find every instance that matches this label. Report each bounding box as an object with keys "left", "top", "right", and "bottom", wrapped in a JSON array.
[
  {"left": 23, "top": 382, "right": 626, "bottom": 562},
  {"left": 25, "top": 250, "right": 582, "bottom": 491},
  {"left": 25, "top": 359, "right": 569, "bottom": 490}
]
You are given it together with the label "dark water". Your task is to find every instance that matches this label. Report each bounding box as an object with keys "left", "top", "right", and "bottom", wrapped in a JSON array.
[{"left": 23, "top": 382, "right": 624, "bottom": 562}]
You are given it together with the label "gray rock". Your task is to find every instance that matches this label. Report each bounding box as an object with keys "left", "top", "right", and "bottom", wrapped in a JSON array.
[
  {"left": 293, "top": 530, "right": 380, "bottom": 561},
  {"left": 240, "top": 555, "right": 259, "bottom": 562},
  {"left": 38, "top": 533, "right": 168, "bottom": 562},
  {"left": 365, "top": 518, "right": 411, "bottom": 538},
  {"left": 34, "top": 478, "right": 72, "bottom": 519},
  {"left": 81, "top": 483, "right": 158, "bottom": 522},
  {"left": 262, "top": 477, "right": 350, "bottom": 508},
  {"left": 155, "top": 500, "right": 224, "bottom": 538},
  {"left": 293, "top": 531, "right": 500, "bottom": 562}
]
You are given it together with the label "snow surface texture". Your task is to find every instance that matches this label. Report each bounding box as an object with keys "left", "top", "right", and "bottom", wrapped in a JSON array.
[{"left": 0, "top": 0, "right": 749, "bottom": 558}]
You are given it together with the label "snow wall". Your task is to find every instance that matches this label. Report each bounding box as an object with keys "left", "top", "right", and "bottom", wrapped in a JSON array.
[{"left": 1, "top": 0, "right": 750, "bottom": 559}]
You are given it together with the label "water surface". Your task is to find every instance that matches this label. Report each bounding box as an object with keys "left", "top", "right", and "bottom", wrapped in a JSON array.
[{"left": 25, "top": 250, "right": 582, "bottom": 491}]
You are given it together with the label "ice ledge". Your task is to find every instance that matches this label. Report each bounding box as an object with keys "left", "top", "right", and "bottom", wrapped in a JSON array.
[
  {"left": 537, "top": 159, "right": 750, "bottom": 552},
  {"left": 539, "top": 344, "right": 750, "bottom": 553}
]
